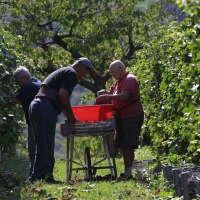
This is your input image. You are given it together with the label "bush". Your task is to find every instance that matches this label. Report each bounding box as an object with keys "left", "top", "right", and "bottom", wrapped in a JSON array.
[{"left": 0, "top": 28, "right": 26, "bottom": 156}]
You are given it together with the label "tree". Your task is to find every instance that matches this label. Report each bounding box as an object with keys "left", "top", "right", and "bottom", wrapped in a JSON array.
[
  {"left": 0, "top": 0, "right": 176, "bottom": 96},
  {"left": 132, "top": 0, "right": 200, "bottom": 164}
]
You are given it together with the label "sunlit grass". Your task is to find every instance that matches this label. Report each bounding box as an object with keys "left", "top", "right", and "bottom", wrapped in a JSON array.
[
  {"left": 73, "top": 180, "right": 153, "bottom": 200},
  {"left": 22, "top": 155, "right": 154, "bottom": 200},
  {"left": 0, "top": 146, "right": 167, "bottom": 200}
]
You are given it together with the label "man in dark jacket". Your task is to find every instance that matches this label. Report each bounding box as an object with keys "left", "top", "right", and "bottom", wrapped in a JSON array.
[
  {"left": 10, "top": 66, "right": 41, "bottom": 176},
  {"left": 28, "top": 57, "right": 93, "bottom": 183}
]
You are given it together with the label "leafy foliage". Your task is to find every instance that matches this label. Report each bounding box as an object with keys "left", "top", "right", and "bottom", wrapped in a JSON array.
[
  {"left": 0, "top": 28, "right": 27, "bottom": 154},
  {"left": 0, "top": 0, "right": 175, "bottom": 95},
  {"left": 133, "top": 0, "right": 200, "bottom": 164}
]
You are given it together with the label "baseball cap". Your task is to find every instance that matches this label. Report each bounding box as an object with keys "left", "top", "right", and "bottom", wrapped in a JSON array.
[{"left": 77, "top": 57, "right": 94, "bottom": 74}]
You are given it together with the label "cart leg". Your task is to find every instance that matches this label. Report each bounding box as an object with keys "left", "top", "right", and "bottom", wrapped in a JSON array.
[
  {"left": 108, "top": 132, "right": 117, "bottom": 179},
  {"left": 103, "top": 134, "right": 117, "bottom": 179},
  {"left": 68, "top": 135, "right": 74, "bottom": 181},
  {"left": 66, "top": 137, "right": 69, "bottom": 182},
  {"left": 66, "top": 135, "right": 74, "bottom": 182},
  {"left": 103, "top": 136, "right": 113, "bottom": 176},
  {"left": 84, "top": 147, "right": 92, "bottom": 180}
]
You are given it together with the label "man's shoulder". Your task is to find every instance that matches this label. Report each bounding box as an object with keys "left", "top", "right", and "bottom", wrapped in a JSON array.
[
  {"left": 24, "top": 78, "right": 41, "bottom": 89},
  {"left": 53, "top": 66, "right": 77, "bottom": 77},
  {"left": 31, "top": 77, "right": 41, "bottom": 82},
  {"left": 56, "top": 66, "right": 75, "bottom": 72},
  {"left": 126, "top": 72, "right": 136, "bottom": 79},
  {"left": 30, "top": 78, "right": 41, "bottom": 85},
  {"left": 125, "top": 74, "right": 139, "bottom": 83}
]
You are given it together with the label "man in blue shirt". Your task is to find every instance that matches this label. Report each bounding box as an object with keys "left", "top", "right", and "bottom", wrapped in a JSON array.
[{"left": 10, "top": 66, "right": 41, "bottom": 176}]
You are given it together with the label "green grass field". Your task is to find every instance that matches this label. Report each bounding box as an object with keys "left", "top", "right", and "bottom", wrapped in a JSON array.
[{"left": 0, "top": 146, "right": 178, "bottom": 200}]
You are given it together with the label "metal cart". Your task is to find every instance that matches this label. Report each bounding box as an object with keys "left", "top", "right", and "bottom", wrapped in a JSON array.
[{"left": 60, "top": 117, "right": 117, "bottom": 182}]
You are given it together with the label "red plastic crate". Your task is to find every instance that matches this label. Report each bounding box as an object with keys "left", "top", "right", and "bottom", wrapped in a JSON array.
[{"left": 72, "top": 104, "right": 114, "bottom": 122}]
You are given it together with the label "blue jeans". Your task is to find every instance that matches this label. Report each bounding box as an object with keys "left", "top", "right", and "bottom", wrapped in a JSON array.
[
  {"left": 29, "top": 99, "right": 57, "bottom": 181},
  {"left": 28, "top": 125, "right": 36, "bottom": 176}
]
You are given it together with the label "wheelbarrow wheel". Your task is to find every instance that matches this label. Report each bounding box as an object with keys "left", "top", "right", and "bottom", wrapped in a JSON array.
[{"left": 84, "top": 147, "right": 92, "bottom": 179}]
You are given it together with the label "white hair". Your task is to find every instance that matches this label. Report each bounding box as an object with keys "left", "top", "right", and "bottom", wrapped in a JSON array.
[{"left": 13, "top": 66, "right": 31, "bottom": 79}]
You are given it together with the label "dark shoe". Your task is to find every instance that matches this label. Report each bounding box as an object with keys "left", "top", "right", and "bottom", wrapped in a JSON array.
[
  {"left": 44, "top": 177, "right": 63, "bottom": 184},
  {"left": 117, "top": 173, "right": 135, "bottom": 181}
]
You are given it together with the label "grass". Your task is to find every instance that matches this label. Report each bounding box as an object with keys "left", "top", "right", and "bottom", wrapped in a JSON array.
[{"left": 0, "top": 146, "right": 178, "bottom": 200}]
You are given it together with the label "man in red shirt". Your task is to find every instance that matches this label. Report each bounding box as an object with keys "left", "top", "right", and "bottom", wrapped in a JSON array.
[{"left": 95, "top": 60, "right": 144, "bottom": 180}]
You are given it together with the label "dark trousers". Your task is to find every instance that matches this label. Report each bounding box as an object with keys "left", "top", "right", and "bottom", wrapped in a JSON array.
[
  {"left": 29, "top": 99, "right": 57, "bottom": 181},
  {"left": 114, "top": 114, "right": 144, "bottom": 149},
  {"left": 28, "top": 125, "right": 36, "bottom": 176}
]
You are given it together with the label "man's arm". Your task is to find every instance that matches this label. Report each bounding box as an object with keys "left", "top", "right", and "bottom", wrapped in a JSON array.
[
  {"left": 10, "top": 94, "right": 21, "bottom": 106},
  {"left": 95, "top": 92, "right": 131, "bottom": 103},
  {"left": 97, "top": 89, "right": 111, "bottom": 96},
  {"left": 108, "top": 92, "right": 131, "bottom": 101},
  {"left": 58, "top": 88, "right": 77, "bottom": 124}
]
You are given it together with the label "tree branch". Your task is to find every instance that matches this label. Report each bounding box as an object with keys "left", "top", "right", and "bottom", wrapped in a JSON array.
[
  {"left": 37, "top": 21, "right": 52, "bottom": 28},
  {"left": 122, "top": 28, "right": 143, "bottom": 60}
]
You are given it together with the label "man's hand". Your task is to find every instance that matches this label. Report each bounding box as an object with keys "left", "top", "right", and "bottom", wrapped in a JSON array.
[
  {"left": 59, "top": 88, "right": 78, "bottom": 124},
  {"left": 67, "top": 113, "right": 78, "bottom": 124},
  {"left": 10, "top": 96, "right": 21, "bottom": 106},
  {"left": 97, "top": 89, "right": 106, "bottom": 96},
  {"left": 95, "top": 95, "right": 108, "bottom": 104}
]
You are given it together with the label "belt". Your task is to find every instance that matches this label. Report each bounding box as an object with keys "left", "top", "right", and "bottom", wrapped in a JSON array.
[
  {"left": 35, "top": 96, "right": 56, "bottom": 112},
  {"left": 38, "top": 85, "right": 58, "bottom": 99},
  {"left": 35, "top": 96, "right": 60, "bottom": 114}
]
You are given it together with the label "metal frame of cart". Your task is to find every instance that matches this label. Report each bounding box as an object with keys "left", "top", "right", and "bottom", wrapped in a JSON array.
[{"left": 60, "top": 117, "right": 117, "bottom": 182}]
